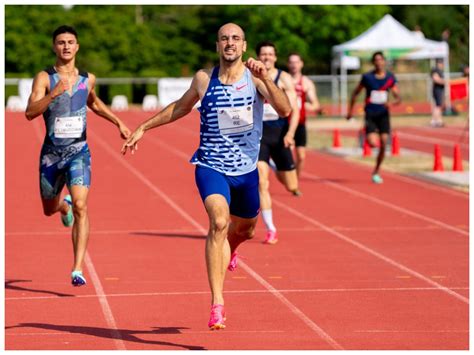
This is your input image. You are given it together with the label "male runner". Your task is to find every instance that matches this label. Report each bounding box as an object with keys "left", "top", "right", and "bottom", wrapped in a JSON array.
[
  {"left": 256, "top": 41, "right": 300, "bottom": 245},
  {"left": 122, "top": 23, "right": 291, "bottom": 330},
  {"left": 287, "top": 53, "right": 321, "bottom": 176},
  {"left": 25, "top": 25, "right": 131, "bottom": 286},
  {"left": 346, "top": 51, "right": 401, "bottom": 184},
  {"left": 430, "top": 59, "right": 445, "bottom": 127}
]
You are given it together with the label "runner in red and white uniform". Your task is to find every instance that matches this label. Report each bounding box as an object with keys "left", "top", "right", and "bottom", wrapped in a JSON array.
[{"left": 287, "top": 53, "right": 321, "bottom": 176}]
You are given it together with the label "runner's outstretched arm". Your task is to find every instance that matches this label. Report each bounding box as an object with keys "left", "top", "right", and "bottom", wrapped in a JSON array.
[
  {"left": 121, "top": 73, "right": 201, "bottom": 155},
  {"left": 280, "top": 72, "right": 299, "bottom": 147},
  {"left": 86, "top": 74, "right": 131, "bottom": 139}
]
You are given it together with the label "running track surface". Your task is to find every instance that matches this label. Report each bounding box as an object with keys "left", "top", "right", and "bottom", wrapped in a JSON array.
[
  {"left": 5, "top": 110, "right": 469, "bottom": 350},
  {"left": 323, "top": 125, "right": 470, "bottom": 161}
]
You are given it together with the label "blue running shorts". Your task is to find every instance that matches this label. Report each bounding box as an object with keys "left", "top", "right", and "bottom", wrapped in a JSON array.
[
  {"left": 39, "top": 144, "right": 91, "bottom": 199},
  {"left": 195, "top": 165, "right": 260, "bottom": 219}
]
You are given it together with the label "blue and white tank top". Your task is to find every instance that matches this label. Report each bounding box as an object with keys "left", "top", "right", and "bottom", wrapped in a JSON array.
[
  {"left": 42, "top": 67, "right": 89, "bottom": 151},
  {"left": 190, "top": 66, "right": 264, "bottom": 176}
]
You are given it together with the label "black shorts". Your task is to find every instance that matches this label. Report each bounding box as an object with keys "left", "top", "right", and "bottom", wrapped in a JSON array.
[
  {"left": 433, "top": 88, "right": 444, "bottom": 107},
  {"left": 259, "top": 122, "right": 295, "bottom": 171},
  {"left": 294, "top": 124, "right": 307, "bottom": 147},
  {"left": 365, "top": 110, "right": 390, "bottom": 135}
]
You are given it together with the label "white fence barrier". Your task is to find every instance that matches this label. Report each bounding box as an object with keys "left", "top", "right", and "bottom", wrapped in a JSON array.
[{"left": 111, "top": 95, "right": 128, "bottom": 111}]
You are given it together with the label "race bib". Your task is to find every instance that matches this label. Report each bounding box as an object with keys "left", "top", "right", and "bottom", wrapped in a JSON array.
[
  {"left": 217, "top": 105, "right": 253, "bottom": 135},
  {"left": 370, "top": 90, "right": 388, "bottom": 105},
  {"left": 263, "top": 103, "right": 279, "bottom": 121},
  {"left": 54, "top": 116, "right": 83, "bottom": 138}
]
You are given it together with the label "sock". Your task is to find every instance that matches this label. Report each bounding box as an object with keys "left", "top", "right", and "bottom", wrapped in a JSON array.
[{"left": 262, "top": 209, "right": 276, "bottom": 232}]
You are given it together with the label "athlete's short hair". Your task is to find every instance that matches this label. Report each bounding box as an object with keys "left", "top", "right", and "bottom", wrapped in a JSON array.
[
  {"left": 52, "top": 25, "right": 78, "bottom": 43},
  {"left": 288, "top": 52, "right": 302, "bottom": 61},
  {"left": 256, "top": 41, "right": 277, "bottom": 56},
  {"left": 371, "top": 51, "right": 384, "bottom": 63}
]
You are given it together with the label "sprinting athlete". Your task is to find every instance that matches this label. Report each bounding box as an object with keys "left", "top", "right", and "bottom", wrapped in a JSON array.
[
  {"left": 287, "top": 53, "right": 321, "bottom": 176},
  {"left": 122, "top": 23, "right": 291, "bottom": 330},
  {"left": 25, "top": 25, "right": 131, "bottom": 286},
  {"left": 346, "top": 51, "right": 401, "bottom": 184},
  {"left": 256, "top": 41, "right": 301, "bottom": 245}
]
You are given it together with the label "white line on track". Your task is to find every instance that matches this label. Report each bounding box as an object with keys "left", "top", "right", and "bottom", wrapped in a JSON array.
[
  {"left": 397, "top": 131, "right": 469, "bottom": 149},
  {"left": 403, "top": 125, "right": 469, "bottom": 138},
  {"left": 9, "top": 286, "right": 468, "bottom": 301},
  {"left": 142, "top": 133, "right": 469, "bottom": 305},
  {"left": 271, "top": 198, "right": 469, "bottom": 305},
  {"left": 353, "top": 329, "right": 468, "bottom": 333},
  {"left": 301, "top": 171, "right": 469, "bottom": 237},
  {"left": 92, "top": 132, "right": 344, "bottom": 350},
  {"left": 5, "top": 225, "right": 450, "bottom": 237},
  {"left": 84, "top": 253, "right": 126, "bottom": 350},
  {"left": 6, "top": 330, "right": 287, "bottom": 337},
  {"left": 310, "top": 137, "right": 469, "bottom": 199},
  {"left": 31, "top": 120, "right": 126, "bottom": 350}
]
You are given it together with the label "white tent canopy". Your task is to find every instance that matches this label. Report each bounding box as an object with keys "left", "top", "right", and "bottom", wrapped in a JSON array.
[{"left": 331, "top": 14, "right": 450, "bottom": 116}]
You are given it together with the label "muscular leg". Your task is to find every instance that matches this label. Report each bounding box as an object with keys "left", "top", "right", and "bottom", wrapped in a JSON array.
[
  {"left": 227, "top": 215, "right": 258, "bottom": 254},
  {"left": 203, "top": 194, "right": 231, "bottom": 305},
  {"left": 372, "top": 133, "right": 389, "bottom": 175},
  {"left": 258, "top": 161, "right": 272, "bottom": 211},
  {"left": 41, "top": 194, "right": 70, "bottom": 217},
  {"left": 258, "top": 161, "right": 278, "bottom": 242},
  {"left": 69, "top": 185, "right": 90, "bottom": 272},
  {"left": 276, "top": 169, "right": 299, "bottom": 193},
  {"left": 295, "top": 146, "right": 306, "bottom": 177},
  {"left": 431, "top": 106, "right": 443, "bottom": 126}
]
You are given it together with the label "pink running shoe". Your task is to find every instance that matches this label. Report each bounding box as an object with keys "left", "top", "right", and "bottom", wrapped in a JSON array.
[
  {"left": 228, "top": 252, "right": 238, "bottom": 271},
  {"left": 208, "top": 304, "right": 226, "bottom": 330},
  {"left": 264, "top": 230, "right": 278, "bottom": 245}
]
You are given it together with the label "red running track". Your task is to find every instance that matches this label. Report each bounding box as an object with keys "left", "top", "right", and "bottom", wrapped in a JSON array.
[
  {"left": 5, "top": 110, "right": 468, "bottom": 350},
  {"left": 324, "top": 125, "right": 469, "bottom": 161}
]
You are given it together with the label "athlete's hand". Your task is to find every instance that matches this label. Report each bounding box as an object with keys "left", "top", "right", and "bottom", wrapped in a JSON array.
[
  {"left": 245, "top": 58, "right": 268, "bottom": 81},
  {"left": 345, "top": 113, "right": 354, "bottom": 121},
  {"left": 121, "top": 126, "right": 144, "bottom": 155},
  {"left": 50, "top": 78, "right": 69, "bottom": 99},
  {"left": 118, "top": 123, "right": 131, "bottom": 140},
  {"left": 283, "top": 133, "right": 295, "bottom": 148}
]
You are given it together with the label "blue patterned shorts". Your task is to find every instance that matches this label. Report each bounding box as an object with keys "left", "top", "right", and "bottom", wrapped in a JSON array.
[{"left": 39, "top": 143, "right": 91, "bottom": 199}]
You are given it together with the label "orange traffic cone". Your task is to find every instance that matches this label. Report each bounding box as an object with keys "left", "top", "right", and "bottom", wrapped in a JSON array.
[
  {"left": 363, "top": 139, "right": 372, "bottom": 157},
  {"left": 333, "top": 129, "right": 341, "bottom": 148},
  {"left": 433, "top": 144, "right": 444, "bottom": 171},
  {"left": 391, "top": 131, "right": 400, "bottom": 156},
  {"left": 452, "top": 144, "right": 463, "bottom": 171}
]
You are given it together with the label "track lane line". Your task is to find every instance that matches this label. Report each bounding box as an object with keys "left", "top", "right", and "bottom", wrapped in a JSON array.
[
  {"left": 271, "top": 198, "right": 469, "bottom": 305},
  {"left": 6, "top": 225, "right": 453, "bottom": 236},
  {"left": 91, "top": 131, "right": 344, "bottom": 350},
  {"left": 31, "top": 119, "right": 126, "bottom": 350},
  {"left": 307, "top": 141, "right": 468, "bottom": 199},
  {"left": 301, "top": 171, "right": 468, "bottom": 236},
  {"left": 6, "top": 286, "right": 470, "bottom": 301},
  {"left": 144, "top": 131, "right": 468, "bottom": 305},
  {"left": 397, "top": 131, "right": 469, "bottom": 149}
]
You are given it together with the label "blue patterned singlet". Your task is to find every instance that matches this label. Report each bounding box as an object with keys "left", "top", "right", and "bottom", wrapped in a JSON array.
[
  {"left": 190, "top": 66, "right": 264, "bottom": 176},
  {"left": 42, "top": 67, "right": 88, "bottom": 150},
  {"left": 39, "top": 67, "right": 91, "bottom": 199}
]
